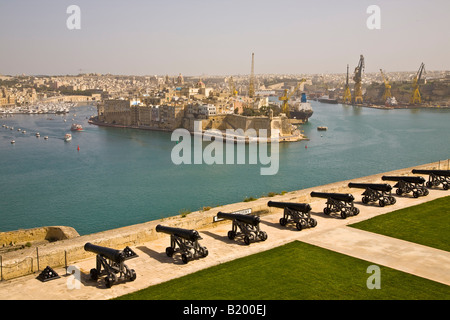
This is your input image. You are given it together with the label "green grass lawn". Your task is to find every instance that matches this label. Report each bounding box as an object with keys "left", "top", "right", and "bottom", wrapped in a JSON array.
[
  {"left": 350, "top": 195, "right": 450, "bottom": 251},
  {"left": 117, "top": 240, "right": 450, "bottom": 300}
]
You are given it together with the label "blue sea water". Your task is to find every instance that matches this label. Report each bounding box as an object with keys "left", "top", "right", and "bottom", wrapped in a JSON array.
[{"left": 1, "top": 102, "right": 449, "bottom": 235}]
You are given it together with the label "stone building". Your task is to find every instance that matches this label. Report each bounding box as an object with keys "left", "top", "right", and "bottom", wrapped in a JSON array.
[{"left": 99, "top": 99, "right": 133, "bottom": 125}]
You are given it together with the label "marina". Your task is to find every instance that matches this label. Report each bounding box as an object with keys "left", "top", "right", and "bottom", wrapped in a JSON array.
[{"left": 0, "top": 102, "right": 75, "bottom": 115}]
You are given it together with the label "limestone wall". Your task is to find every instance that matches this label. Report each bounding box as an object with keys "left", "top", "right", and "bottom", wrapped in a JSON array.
[
  {"left": 0, "top": 226, "right": 79, "bottom": 247},
  {"left": 0, "top": 161, "right": 446, "bottom": 280}
]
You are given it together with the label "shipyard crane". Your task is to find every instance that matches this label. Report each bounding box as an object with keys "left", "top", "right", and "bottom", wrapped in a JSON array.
[
  {"left": 248, "top": 53, "right": 255, "bottom": 98},
  {"left": 229, "top": 76, "right": 237, "bottom": 96},
  {"left": 410, "top": 63, "right": 425, "bottom": 104},
  {"left": 380, "top": 69, "right": 392, "bottom": 101},
  {"left": 352, "top": 55, "right": 365, "bottom": 104},
  {"left": 343, "top": 64, "right": 352, "bottom": 104},
  {"left": 279, "top": 78, "right": 306, "bottom": 117}
]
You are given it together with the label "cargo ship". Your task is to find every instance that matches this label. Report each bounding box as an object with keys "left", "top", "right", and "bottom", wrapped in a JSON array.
[
  {"left": 318, "top": 95, "right": 339, "bottom": 104},
  {"left": 289, "top": 93, "right": 313, "bottom": 122}
]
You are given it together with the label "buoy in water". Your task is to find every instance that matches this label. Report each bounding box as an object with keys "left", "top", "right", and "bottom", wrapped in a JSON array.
[
  {"left": 77, "top": 145, "right": 80, "bottom": 151},
  {"left": 305, "top": 145, "right": 308, "bottom": 149}
]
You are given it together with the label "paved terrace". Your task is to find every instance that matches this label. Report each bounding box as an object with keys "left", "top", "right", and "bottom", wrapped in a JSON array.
[{"left": 0, "top": 162, "right": 449, "bottom": 299}]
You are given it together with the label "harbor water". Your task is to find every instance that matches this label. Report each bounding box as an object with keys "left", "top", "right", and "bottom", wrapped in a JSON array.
[{"left": 1, "top": 102, "right": 449, "bottom": 235}]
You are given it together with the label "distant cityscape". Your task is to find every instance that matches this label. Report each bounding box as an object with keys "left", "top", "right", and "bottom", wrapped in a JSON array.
[
  {"left": 1, "top": 69, "right": 449, "bottom": 107},
  {"left": 1, "top": 68, "right": 449, "bottom": 140}
]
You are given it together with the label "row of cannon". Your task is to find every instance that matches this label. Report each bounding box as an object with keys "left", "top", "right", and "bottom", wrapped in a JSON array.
[{"left": 83, "top": 169, "right": 448, "bottom": 288}]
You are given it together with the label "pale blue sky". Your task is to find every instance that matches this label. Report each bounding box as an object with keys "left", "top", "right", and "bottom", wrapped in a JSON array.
[{"left": 0, "top": 0, "right": 449, "bottom": 76}]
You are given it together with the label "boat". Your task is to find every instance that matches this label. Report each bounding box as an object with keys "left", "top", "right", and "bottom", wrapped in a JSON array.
[
  {"left": 44, "top": 136, "right": 49, "bottom": 140},
  {"left": 317, "top": 126, "right": 328, "bottom": 131},
  {"left": 318, "top": 95, "right": 339, "bottom": 104},
  {"left": 64, "top": 133, "right": 72, "bottom": 142},
  {"left": 289, "top": 93, "right": 314, "bottom": 122},
  {"left": 385, "top": 97, "right": 398, "bottom": 107},
  {"left": 71, "top": 124, "right": 83, "bottom": 131},
  {"left": 36, "top": 132, "right": 40, "bottom": 137}
]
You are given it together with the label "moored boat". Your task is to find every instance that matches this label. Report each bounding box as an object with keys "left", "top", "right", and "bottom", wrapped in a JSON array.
[
  {"left": 71, "top": 123, "right": 83, "bottom": 131},
  {"left": 289, "top": 93, "right": 314, "bottom": 122},
  {"left": 64, "top": 133, "right": 72, "bottom": 141},
  {"left": 318, "top": 96, "right": 339, "bottom": 104}
]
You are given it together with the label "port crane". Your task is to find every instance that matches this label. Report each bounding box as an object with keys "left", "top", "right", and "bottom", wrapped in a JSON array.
[
  {"left": 353, "top": 55, "right": 365, "bottom": 104},
  {"left": 410, "top": 63, "right": 425, "bottom": 104},
  {"left": 229, "top": 76, "right": 237, "bottom": 96},
  {"left": 279, "top": 78, "right": 306, "bottom": 117},
  {"left": 343, "top": 64, "right": 352, "bottom": 104},
  {"left": 248, "top": 53, "right": 255, "bottom": 98},
  {"left": 380, "top": 69, "right": 392, "bottom": 101}
]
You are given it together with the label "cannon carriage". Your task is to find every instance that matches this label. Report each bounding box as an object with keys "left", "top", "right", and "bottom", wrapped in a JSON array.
[
  {"left": 84, "top": 242, "right": 136, "bottom": 288},
  {"left": 348, "top": 183, "right": 396, "bottom": 207},
  {"left": 216, "top": 211, "right": 267, "bottom": 245},
  {"left": 156, "top": 225, "right": 208, "bottom": 264},
  {"left": 412, "top": 169, "right": 450, "bottom": 190},
  {"left": 381, "top": 176, "right": 429, "bottom": 198},
  {"left": 267, "top": 201, "right": 317, "bottom": 230},
  {"left": 310, "top": 192, "right": 359, "bottom": 219}
]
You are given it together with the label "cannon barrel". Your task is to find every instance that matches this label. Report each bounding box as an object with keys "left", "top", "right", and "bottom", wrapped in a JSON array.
[
  {"left": 267, "top": 201, "right": 311, "bottom": 213},
  {"left": 84, "top": 243, "right": 125, "bottom": 264},
  {"left": 310, "top": 191, "right": 355, "bottom": 202},
  {"left": 156, "top": 225, "right": 201, "bottom": 242},
  {"left": 348, "top": 183, "right": 392, "bottom": 192},
  {"left": 412, "top": 169, "right": 450, "bottom": 177},
  {"left": 217, "top": 211, "right": 260, "bottom": 226},
  {"left": 381, "top": 176, "right": 426, "bottom": 184}
]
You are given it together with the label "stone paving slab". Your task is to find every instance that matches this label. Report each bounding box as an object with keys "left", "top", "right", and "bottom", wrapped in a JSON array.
[
  {"left": 303, "top": 227, "right": 450, "bottom": 286},
  {"left": 0, "top": 189, "right": 448, "bottom": 300}
]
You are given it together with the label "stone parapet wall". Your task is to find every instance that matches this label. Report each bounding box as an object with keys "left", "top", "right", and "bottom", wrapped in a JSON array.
[{"left": 0, "top": 226, "right": 79, "bottom": 247}]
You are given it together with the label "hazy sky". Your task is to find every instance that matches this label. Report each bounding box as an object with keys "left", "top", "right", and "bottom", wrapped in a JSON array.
[{"left": 0, "top": 0, "right": 449, "bottom": 76}]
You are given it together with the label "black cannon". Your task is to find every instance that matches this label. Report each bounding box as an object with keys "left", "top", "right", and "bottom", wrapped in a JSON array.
[
  {"left": 310, "top": 192, "right": 359, "bottom": 219},
  {"left": 267, "top": 201, "right": 317, "bottom": 230},
  {"left": 348, "top": 183, "right": 396, "bottom": 207},
  {"left": 381, "top": 176, "right": 429, "bottom": 198},
  {"left": 412, "top": 169, "right": 450, "bottom": 190},
  {"left": 216, "top": 211, "right": 267, "bottom": 245},
  {"left": 84, "top": 242, "right": 136, "bottom": 288},
  {"left": 156, "top": 225, "right": 208, "bottom": 264}
]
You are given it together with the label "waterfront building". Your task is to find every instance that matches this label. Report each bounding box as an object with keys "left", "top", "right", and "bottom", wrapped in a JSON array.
[
  {"left": 151, "top": 105, "right": 160, "bottom": 122},
  {"left": 100, "top": 99, "right": 133, "bottom": 125}
]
